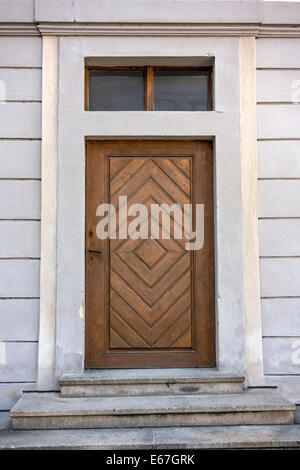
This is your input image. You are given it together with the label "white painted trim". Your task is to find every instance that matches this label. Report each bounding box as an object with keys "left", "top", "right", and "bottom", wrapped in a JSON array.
[
  {"left": 36, "top": 24, "right": 300, "bottom": 38},
  {"left": 35, "top": 34, "right": 265, "bottom": 384},
  {"left": 37, "top": 36, "right": 58, "bottom": 391},
  {"left": 55, "top": 36, "right": 246, "bottom": 380},
  {"left": 0, "top": 24, "right": 39, "bottom": 36},
  {"left": 1, "top": 23, "right": 300, "bottom": 38},
  {"left": 33, "top": 0, "right": 300, "bottom": 26},
  {"left": 240, "top": 37, "right": 264, "bottom": 387},
  {"left": 2, "top": 0, "right": 300, "bottom": 37}
]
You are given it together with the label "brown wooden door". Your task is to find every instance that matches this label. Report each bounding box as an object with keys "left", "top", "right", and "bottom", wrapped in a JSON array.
[{"left": 85, "top": 141, "right": 215, "bottom": 368}]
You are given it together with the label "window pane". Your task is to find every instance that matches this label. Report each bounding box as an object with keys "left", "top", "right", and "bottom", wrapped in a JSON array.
[
  {"left": 154, "top": 70, "right": 209, "bottom": 111},
  {"left": 89, "top": 70, "right": 144, "bottom": 111}
]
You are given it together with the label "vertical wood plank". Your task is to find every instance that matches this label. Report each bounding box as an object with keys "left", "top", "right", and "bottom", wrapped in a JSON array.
[
  {"left": 145, "top": 66, "right": 154, "bottom": 111},
  {"left": 194, "top": 141, "right": 215, "bottom": 366},
  {"left": 84, "top": 68, "right": 89, "bottom": 111},
  {"left": 85, "top": 141, "right": 107, "bottom": 368}
]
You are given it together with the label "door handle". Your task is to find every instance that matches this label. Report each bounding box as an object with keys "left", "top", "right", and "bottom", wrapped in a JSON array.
[{"left": 88, "top": 248, "right": 102, "bottom": 254}]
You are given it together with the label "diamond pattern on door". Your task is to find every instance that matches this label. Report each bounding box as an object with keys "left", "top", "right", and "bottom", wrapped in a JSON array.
[
  {"left": 109, "top": 157, "right": 193, "bottom": 349},
  {"left": 135, "top": 240, "right": 166, "bottom": 269}
]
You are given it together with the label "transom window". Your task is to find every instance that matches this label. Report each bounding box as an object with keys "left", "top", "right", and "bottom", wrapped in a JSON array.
[{"left": 85, "top": 66, "right": 212, "bottom": 111}]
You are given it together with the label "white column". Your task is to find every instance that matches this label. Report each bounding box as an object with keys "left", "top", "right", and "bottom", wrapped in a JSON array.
[
  {"left": 37, "top": 36, "right": 58, "bottom": 390},
  {"left": 240, "top": 36, "right": 264, "bottom": 386}
]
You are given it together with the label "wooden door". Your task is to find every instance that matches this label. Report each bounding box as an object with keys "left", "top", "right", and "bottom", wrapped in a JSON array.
[{"left": 85, "top": 141, "right": 215, "bottom": 368}]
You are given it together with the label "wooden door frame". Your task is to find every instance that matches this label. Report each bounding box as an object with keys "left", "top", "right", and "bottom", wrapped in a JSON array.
[{"left": 85, "top": 140, "right": 215, "bottom": 368}]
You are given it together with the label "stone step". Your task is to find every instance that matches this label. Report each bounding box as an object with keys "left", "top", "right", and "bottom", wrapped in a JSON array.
[
  {"left": 1, "top": 425, "right": 300, "bottom": 449},
  {"left": 10, "top": 388, "right": 295, "bottom": 430},
  {"left": 59, "top": 369, "right": 245, "bottom": 397}
]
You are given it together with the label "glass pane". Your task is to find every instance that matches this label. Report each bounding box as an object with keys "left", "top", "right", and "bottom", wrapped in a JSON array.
[
  {"left": 154, "top": 70, "right": 209, "bottom": 111},
  {"left": 89, "top": 70, "right": 144, "bottom": 111}
]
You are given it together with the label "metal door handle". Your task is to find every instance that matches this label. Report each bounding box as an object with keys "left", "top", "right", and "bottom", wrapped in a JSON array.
[{"left": 88, "top": 249, "right": 102, "bottom": 254}]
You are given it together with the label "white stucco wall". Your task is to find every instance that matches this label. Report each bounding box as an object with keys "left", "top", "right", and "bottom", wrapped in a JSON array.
[
  {"left": 0, "top": 36, "right": 41, "bottom": 409},
  {"left": 257, "top": 38, "right": 300, "bottom": 403}
]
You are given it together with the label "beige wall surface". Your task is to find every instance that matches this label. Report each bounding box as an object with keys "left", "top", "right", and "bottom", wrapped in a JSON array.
[
  {"left": 257, "top": 37, "right": 300, "bottom": 403},
  {"left": 0, "top": 37, "right": 41, "bottom": 409}
]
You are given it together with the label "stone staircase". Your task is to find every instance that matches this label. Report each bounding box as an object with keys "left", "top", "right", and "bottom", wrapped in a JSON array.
[
  {"left": 9, "top": 369, "right": 295, "bottom": 430},
  {"left": 1, "top": 369, "right": 300, "bottom": 449}
]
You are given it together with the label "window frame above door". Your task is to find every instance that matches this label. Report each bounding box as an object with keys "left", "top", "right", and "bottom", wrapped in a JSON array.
[{"left": 84, "top": 66, "right": 213, "bottom": 111}]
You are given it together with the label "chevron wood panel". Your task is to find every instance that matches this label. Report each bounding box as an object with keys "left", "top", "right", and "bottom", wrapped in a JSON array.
[
  {"left": 109, "top": 157, "right": 192, "bottom": 349},
  {"left": 85, "top": 141, "right": 215, "bottom": 368}
]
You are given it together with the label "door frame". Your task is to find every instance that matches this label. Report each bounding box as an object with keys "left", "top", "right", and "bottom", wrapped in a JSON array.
[{"left": 37, "top": 35, "right": 264, "bottom": 388}]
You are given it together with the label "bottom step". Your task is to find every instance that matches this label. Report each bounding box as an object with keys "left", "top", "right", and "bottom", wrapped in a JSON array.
[
  {"left": 1, "top": 425, "right": 300, "bottom": 449},
  {"left": 10, "top": 389, "right": 295, "bottom": 430}
]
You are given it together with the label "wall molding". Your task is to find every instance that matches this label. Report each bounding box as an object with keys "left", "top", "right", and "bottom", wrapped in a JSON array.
[
  {"left": 0, "top": 23, "right": 39, "bottom": 36},
  {"left": 37, "top": 36, "right": 58, "bottom": 391},
  {"left": 38, "top": 24, "right": 298, "bottom": 37},
  {"left": 240, "top": 37, "right": 265, "bottom": 386},
  {"left": 1, "top": 23, "right": 300, "bottom": 38}
]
